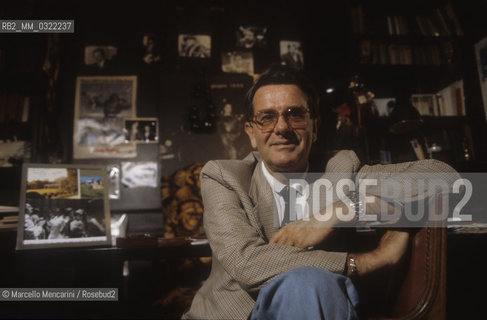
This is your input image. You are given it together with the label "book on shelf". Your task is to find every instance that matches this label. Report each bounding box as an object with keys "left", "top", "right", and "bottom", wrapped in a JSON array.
[
  {"left": 0, "top": 92, "right": 28, "bottom": 123},
  {"left": 436, "top": 79, "right": 465, "bottom": 116},
  {"left": 410, "top": 139, "right": 426, "bottom": 160},
  {"left": 350, "top": 2, "right": 463, "bottom": 37},
  {"left": 442, "top": 2, "right": 464, "bottom": 36},
  {"left": 410, "top": 80, "right": 465, "bottom": 117},
  {"left": 365, "top": 42, "right": 452, "bottom": 66},
  {"left": 351, "top": 5, "right": 365, "bottom": 34},
  {"left": 411, "top": 94, "right": 439, "bottom": 116}
]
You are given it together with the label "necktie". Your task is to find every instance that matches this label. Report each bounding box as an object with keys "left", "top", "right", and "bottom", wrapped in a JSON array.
[{"left": 279, "top": 186, "right": 291, "bottom": 227}]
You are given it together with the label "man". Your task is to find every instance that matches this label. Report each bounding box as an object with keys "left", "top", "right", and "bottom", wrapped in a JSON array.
[
  {"left": 183, "top": 64, "right": 457, "bottom": 319},
  {"left": 91, "top": 48, "right": 109, "bottom": 70}
]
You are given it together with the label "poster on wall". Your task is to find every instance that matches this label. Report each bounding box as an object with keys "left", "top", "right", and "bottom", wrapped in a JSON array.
[
  {"left": 474, "top": 37, "right": 487, "bottom": 122},
  {"left": 279, "top": 40, "right": 304, "bottom": 70},
  {"left": 73, "top": 76, "right": 137, "bottom": 159},
  {"left": 177, "top": 34, "right": 211, "bottom": 58},
  {"left": 16, "top": 164, "right": 111, "bottom": 250}
]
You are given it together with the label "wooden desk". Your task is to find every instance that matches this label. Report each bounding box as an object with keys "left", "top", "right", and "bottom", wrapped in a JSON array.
[{"left": 0, "top": 231, "right": 211, "bottom": 319}]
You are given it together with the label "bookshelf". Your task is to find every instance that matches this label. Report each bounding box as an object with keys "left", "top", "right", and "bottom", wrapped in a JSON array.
[{"left": 346, "top": 0, "right": 479, "bottom": 168}]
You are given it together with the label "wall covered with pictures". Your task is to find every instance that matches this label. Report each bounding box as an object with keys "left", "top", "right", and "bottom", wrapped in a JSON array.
[
  {"left": 42, "top": 0, "right": 350, "bottom": 176},
  {"left": 0, "top": 0, "right": 353, "bottom": 211}
]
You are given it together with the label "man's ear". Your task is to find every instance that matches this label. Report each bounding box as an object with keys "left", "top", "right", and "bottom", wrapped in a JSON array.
[
  {"left": 312, "top": 118, "right": 319, "bottom": 143},
  {"left": 244, "top": 122, "right": 257, "bottom": 149}
]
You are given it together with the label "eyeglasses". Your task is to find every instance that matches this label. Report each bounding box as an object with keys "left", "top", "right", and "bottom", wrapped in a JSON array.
[{"left": 251, "top": 106, "right": 310, "bottom": 133}]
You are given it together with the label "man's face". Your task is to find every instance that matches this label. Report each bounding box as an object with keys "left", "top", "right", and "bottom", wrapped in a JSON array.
[
  {"left": 93, "top": 50, "right": 104, "bottom": 63},
  {"left": 245, "top": 84, "right": 317, "bottom": 173}
]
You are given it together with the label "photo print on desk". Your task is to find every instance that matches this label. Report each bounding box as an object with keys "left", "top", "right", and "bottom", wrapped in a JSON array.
[
  {"left": 73, "top": 76, "right": 137, "bottom": 159},
  {"left": 17, "top": 164, "right": 111, "bottom": 250},
  {"left": 178, "top": 34, "right": 211, "bottom": 58}
]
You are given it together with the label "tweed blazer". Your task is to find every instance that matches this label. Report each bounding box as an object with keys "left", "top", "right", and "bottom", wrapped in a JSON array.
[{"left": 183, "top": 150, "right": 458, "bottom": 320}]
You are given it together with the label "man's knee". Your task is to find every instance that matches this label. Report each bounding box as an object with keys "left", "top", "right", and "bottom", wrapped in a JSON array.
[{"left": 280, "top": 266, "right": 348, "bottom": 292}]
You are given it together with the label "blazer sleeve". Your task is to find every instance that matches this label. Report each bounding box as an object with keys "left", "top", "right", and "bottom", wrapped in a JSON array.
[
  {"left": 354, "top": 158, "right": 462, "bottom": 203},
  {"left": 201, "top": 160, "right": 348, "bottom": 293}
]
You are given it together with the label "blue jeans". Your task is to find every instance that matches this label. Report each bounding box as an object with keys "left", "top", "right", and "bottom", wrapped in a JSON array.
[{"left": 250, "top": 266, "right": 359, "bottom": 320}]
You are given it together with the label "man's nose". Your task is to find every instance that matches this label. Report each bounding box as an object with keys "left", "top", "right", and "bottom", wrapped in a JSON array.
[{"left": 273, "top": 113, "right": 292, "bottom": 134}]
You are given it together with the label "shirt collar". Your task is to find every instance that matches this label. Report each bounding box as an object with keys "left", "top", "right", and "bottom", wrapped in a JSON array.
[{"left": 261, "top": 162, "right": 307, "bottom": 196}]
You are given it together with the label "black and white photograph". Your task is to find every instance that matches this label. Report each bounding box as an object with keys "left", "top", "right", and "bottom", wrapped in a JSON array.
[
  {"left": 141, "top": 33, "right": 162, "bottom": 65},
  {"left": 178, "top": 34, "right": 211, "bottom": 58},
  {"left": 84, "top": 45, "right": 118, "bottom": 72},
  {"left": 210, "top": 76, "right": 253, "bottom": 160},
  {"left": 373, "top": 97, "right": 397, "bottom": 117},
  {"left": 221, "top": 51, "right": 254, "bottom": 74},
  {"left": 121, "top": 161, "right": 158, "bottom": 188},
  {"left": 124, "top": 118, "right": 159, "bottom": 143},
  {"left": 235, "top": 26, "right": 268, "bottom": 49},
  {"left": 17, "top": 164, "right": 111, "bottom": 250},
  {"left": 280, "top": 40, "right": 304, "bottom": 70},
  {"left": 73, "top": 76, "right": 137, "bottom": 159}
]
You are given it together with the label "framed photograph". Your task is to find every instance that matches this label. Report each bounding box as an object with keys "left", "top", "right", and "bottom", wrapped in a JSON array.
[
  {"left": 84, "top": 46, "right": 118, "bottom": 73},
  {"left": 177, "top": 34, "right": 211, "bottom": 58},
  {"left": 280, "top": 40, "right": 304, "bottom": 70},
  {"left": 141, "top": 33, "right": 162, "bottom": 65},
  {"left": 236, "top": 26, "right": 268, "bottom": 49},
  {"left": 16, "top": 164, "right": 111, "bottom": 250},
  {"left": 73, "top": 76, "right": 137, "bottom": 159},
  {"left": 124, "top": 118, "right": 159, "bottom": 143},
  {"left": 221, "top": 51, "right": 254, "bottom": 74}
]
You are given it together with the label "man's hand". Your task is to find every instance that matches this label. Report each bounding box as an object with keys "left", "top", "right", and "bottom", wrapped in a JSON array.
[
  {"left": 351, "top": 230, "right": 410, "bottom": 276},
  {"left": 269, "top": 218, "right": 335, "bottom": 248},
  {"left": 269, "top": 195, "right": 400, "bottom": 249}
]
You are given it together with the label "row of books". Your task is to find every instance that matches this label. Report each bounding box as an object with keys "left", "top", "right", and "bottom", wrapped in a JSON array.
[
  {"left": 0, "top": 92, "right": 30, "bottom": 123},
  {"left": 360, "top": 40, "right": 455, "bottom": 65},
  {"left": 351, "top": 2, "right": 463, "bottom": 37},
  {"left": 411, "top": 79, "right": 465, "bottom": 116}
]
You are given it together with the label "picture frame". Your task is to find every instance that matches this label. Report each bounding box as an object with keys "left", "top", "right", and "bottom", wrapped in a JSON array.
[
  {"left": 221, "top": 51, "right": 254, "bottom": 74},
  {"left": 16, "top": 163, "right": 112, "bottom": 250},
  {"left": 124, "top": 117, "right": 159, "bottom": 143},
  {"left": 177, "top": 34, "right": 211, "bottom": 58},
  {"left": 279, "top": 40, "right": 304, "bottom": 70},
  {"left": 73, "top": 75, "right": 137, "bottom": 159}
]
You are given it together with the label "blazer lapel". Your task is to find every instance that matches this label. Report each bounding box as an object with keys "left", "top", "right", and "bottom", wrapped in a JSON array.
[{"left": 249, "top": 162, "right": 279, "bottom": 240}]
